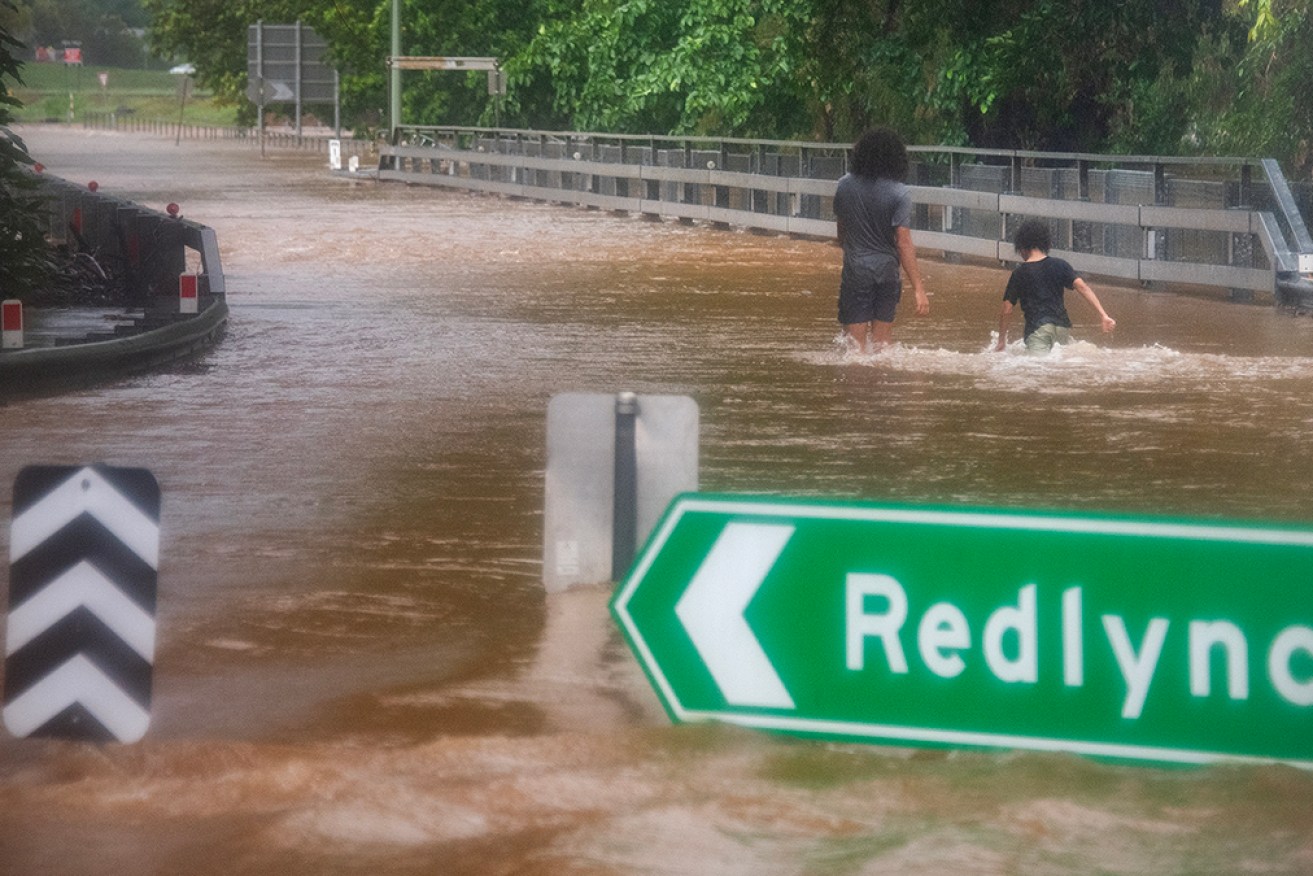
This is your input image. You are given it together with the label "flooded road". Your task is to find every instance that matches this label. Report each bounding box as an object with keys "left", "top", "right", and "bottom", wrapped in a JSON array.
[{"left": 3, "top": 127, "right": 1313, "bottom": 874}]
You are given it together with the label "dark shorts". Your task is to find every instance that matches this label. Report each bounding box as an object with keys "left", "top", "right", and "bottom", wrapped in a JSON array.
[{"left": 838, "top": 277, "right": 902, "bottom": 325}]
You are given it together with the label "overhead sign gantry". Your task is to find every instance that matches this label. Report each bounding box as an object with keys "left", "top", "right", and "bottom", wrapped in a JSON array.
[{"left": 386, "top": 55, "right": 505, "bottom": 138}]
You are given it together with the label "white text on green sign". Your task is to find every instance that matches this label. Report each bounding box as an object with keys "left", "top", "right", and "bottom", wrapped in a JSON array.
[{"left": 611, "top": 496, "right": 1313, "bottom": 767}]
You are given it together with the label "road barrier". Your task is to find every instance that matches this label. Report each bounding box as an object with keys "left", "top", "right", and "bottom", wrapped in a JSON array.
[
  {"left": 380, "top": 126, "right": 1313, "bottom": 304},
  {"left": 0, "top": 171, "right": 228, "bottom": 396},
  {"left": 79, "top": 114, "right": 377, "bottom": 162}
]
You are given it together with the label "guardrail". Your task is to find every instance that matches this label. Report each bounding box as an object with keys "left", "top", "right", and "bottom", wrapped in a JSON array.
[
  {"left": 79, "top": 113, "right": 378, "bottom": 161},
  {"left": 381, "top": 126, "right": 1313, "bottom": 303},
  {"left": 31, "top": 170, "right": 225, "bottom": 299},
  {"left": 0, "top": 171, "right": 229, "bottom": 397}
]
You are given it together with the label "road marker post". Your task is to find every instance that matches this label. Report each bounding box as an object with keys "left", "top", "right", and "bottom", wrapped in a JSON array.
[
  {"left": 543, "top": 393, "right": 698, "bottom": 592},
  {"left": 2, "top": 300, "right": 22, "bottom": 349},
  {"left": 4, "top": 465, "right": 160, "bottom": 743},
  {"left": 179, "top": 273, "right": 199, "bottom": 314}
]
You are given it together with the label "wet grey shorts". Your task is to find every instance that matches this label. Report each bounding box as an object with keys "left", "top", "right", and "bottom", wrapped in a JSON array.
[
  {"left": 1024, "top": 323, "right": 1071, "bottom": 355},
  {"left": 839, "top": 278, "right": 902, "bottom": 325}
]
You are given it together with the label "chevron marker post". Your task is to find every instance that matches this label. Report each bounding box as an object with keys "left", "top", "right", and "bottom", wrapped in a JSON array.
[{"left": 4, "top": 465, "right": 160, "bottom": 743}]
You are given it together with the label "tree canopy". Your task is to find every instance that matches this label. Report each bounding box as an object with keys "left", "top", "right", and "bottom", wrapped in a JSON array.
[
  {"left": 1, "top": 5, "right": 58, "bottom": 299},
  {"left": 10, "top": 0, "right": 1312, "bottom": 174},
  {"left": 2, "top": 0, "right": 154, "bottom": 67}
]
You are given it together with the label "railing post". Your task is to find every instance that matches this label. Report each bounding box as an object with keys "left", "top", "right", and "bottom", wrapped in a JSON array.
[
  {"left": 939, "top": 151, "right": 964, "bottom": 263},
  {"left": 681, "top": 139, "right": 694, "bottom": 214},
  {"left": 1072, "top": 159, "right": 1094, "bottom": 255},
  {"left": 913, "top": 159, "right": 931, "bottom": 233},
  {"left": 1230, "top": 163, "right": 1256, "bottom": 302},
  {"left": 1148, "top": 162, "right": 1169, "bottom": 269}
]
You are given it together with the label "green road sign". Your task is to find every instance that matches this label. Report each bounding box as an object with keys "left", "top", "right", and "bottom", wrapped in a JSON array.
[{"left": 610, "top": 495, "right": 1313, "bottom": 767}]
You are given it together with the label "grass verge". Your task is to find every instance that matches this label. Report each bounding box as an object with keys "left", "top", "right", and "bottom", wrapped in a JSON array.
[{"left": 8, "top": 62, "right": 239, "bottom": 127}]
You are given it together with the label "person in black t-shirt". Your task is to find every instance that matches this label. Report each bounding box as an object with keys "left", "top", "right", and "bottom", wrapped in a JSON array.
[{"left": 994, "top": 219, "right": 1116, "bottom": 355}]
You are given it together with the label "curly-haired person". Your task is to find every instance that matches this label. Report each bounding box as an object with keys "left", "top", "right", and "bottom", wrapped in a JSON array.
[
  {"left": 832, "top": 127, "right": 930, "bottom": 352},
  {"left": 995, "top": 219, "right": 1116, "bottom": 355}
]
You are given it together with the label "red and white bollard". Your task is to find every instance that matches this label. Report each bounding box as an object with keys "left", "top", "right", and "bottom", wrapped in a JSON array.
[
  {"left": 2, "top": 299, "right": 22, "bottom": 350},
  {"left": 179, "top": 273, "right": 199, "bottom": 314}
]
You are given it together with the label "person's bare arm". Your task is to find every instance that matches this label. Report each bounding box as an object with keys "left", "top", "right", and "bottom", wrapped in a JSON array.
[
  {"left": 1073, "top": 278, "right": 1116, "bottom": 333},
  {"left": 996, "top": 300, "right": 1014, "bottom": 351},
  {"left": 895, "top": 226, "right": 929, "bottom": 316}
]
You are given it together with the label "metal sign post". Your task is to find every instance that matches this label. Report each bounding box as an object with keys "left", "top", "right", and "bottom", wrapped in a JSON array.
[
  {"left": 613, "top": 494, "right": 1313, "bottom": 768},
  {"left": 543, "top": 393, "right": 698, "bottom": 593}
]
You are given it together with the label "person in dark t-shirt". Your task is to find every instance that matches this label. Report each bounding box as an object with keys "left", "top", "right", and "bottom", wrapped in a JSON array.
[
  {"left": 994, "top": 219, "right": 1116, "bottom": 355},
  {"left": 834, "top": 128, "right": 930, "bottom": 352}
]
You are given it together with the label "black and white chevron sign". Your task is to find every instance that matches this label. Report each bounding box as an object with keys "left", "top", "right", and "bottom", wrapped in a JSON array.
[{"left": 4, "top": 465, "right": 160, "bottom": 743}]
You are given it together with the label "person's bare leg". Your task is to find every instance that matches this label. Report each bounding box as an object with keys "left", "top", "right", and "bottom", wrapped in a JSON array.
[
  {"left": 843, "top": 322, "right": 870, "bottom": 353},
  {"left": 870, "top": 320, "right": 894, "bottom": 351}
]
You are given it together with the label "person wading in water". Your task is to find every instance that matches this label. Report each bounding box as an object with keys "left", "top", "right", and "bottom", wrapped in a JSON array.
[{"left": 833, "top": 127, "right": 930, "bottom": 352}]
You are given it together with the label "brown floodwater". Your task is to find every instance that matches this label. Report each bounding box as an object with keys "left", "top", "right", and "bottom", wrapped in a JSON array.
[{"left": 3, "top": 126, "right": 1313, "bottom": 874}]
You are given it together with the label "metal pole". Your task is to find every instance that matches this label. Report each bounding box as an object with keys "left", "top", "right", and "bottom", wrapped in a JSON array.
[
  {"left": 390, "top": 0, "right": 401, "bottom": 141},
  {"left": 295, "top": 20, "right": 304, "bottom": 141},
  {"left": 611, "top": 392, "right": 639, "bottom": 581},
  {"left": 174, "top": 74, "right": 187, "bottom": 146},
  {"left": 257, "top": 21, "right": 266, "bottom": 158}
]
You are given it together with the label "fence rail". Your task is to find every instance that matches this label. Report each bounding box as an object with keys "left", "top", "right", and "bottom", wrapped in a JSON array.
[
  {"left": 380, "top": 125, "right": 1313, "bottom": 303},
  {"left": 72, "top": 116, "right": 1313, "bottom": 303},
  {"left": 79, "top": 113, "right": 377, "bottom": 161},
  {"left": 30, "top": 170, "right": 225, "bottom": 300}
]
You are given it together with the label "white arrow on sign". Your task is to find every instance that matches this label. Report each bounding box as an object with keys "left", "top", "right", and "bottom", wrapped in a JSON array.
[
  {"left": 674, "top": 522, "right": 796, "bottom": 709},
  {"left": 2, "top": 654, "right": 151, "bottom": 742},
  {"left": 9, "top": 467, "right": 159, "bottom": 567},
  {"left": 5, "top": 561, "right": 156, "bottom": 659}
]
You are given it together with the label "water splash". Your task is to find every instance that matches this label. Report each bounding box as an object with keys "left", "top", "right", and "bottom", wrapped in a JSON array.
[{"left": 806, "top": 332, "right": 1313, "bottom": 393}]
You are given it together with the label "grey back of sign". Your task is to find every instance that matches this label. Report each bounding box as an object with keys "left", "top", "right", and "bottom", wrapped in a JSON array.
[{"left": 543, "top": 393, "right": 698, "bottom": 592}]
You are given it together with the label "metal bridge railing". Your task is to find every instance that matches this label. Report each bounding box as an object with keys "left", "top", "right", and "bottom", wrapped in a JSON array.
[
  {"left": 381, "top": 125, "right": 1313, "bottom": 303},
  {"left": 30, "top": 171, "right": 225, "bottom": 301}
]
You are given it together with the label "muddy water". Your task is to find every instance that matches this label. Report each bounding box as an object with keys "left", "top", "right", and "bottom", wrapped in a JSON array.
[{"left": 2, "top": 127, "right": 1313, "bottom": 874}]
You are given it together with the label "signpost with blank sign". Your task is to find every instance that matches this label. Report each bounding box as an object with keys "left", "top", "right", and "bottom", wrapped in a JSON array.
[{"left": 543, "top": 393, "right": 698, "bottom": 593}]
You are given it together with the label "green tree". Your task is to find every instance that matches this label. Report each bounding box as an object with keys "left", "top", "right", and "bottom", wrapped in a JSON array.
[
  {"left": 878, "top": 0, "right": 1227, "bottom": 152},
  {"left": 143, "top": 0, "right": 302, "bottom": 111},
  {"left": 0, "top": 8, "right": 56, "bottom": 301},
  {"left": 516, "top": 0, "right": 816, "bottom": 137},
  {"left": 134, "top": 0, "right": 1313, "bottom": 175},
  {"left": 509, "top": 0, "right": 1230, "bottom": 148},
  {"left": 1186, "top": 0, "right": 1313, "bottom": 174},
  {"left": 5, "top": 0, "right": 153, "bottom": 68}
]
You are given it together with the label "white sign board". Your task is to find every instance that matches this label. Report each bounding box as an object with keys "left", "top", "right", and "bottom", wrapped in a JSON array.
[{"left": 543, "top": 393, "right": 697, "bottom": 592}]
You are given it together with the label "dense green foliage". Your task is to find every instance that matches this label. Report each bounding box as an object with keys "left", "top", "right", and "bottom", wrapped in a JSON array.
[
  {"left": 5, "top": 0, "right": 1311, "bottom": 174},
  {"left": 127, "top": 0, "right": 1308, "bottom": 173},
  {"left": 1184, "top": 0, "right": 1313, "bottom": 172},
  {"left": 0, "top": 7, "right": 57, "bottom": 301}
]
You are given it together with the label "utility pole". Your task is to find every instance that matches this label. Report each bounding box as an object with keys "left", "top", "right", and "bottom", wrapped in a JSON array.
[{"left": 389, "top": 0, "right": 401, "bottom": 141}]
